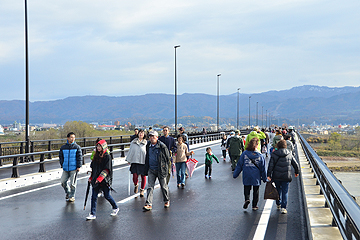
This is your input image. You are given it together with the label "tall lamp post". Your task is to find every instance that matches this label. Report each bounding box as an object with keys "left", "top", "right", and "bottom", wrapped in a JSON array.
[
  {"left": 261, "top": 106, "right": 263, "bottom": 128},
  {"left": 217, "top": 74, "right": 221, "bottom": 132},
  {"left": 24, "top": 0, "right": 30, "bottom": 154},
  {"left": 248, "top": 96, "right": 251, "bottom": 127},
  {"left": 174, "top": 45, "right": 180, "bottom": 134},
  {"left": 237, "top": 88, "right": 240, "bottom": 130},
  {"left": 266, "top": 110, "right": 268, "bottom": 128},
  {"left": 256, "top": 102, "right": 258, "bottom": 126}
]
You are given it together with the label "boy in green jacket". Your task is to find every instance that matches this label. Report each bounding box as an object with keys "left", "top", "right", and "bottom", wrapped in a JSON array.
[{"left": 205, "top": 147, "right": 219, "bottom": 179}]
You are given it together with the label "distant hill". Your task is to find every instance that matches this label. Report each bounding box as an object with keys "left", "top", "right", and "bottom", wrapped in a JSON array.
[{"left": 1, "top": 85, "right": 360, "bottom": 125}]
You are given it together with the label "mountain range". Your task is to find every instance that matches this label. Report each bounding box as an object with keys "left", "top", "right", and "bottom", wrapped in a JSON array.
[{"left": 1, "top": 85, "right": 360, "bottom": 126}]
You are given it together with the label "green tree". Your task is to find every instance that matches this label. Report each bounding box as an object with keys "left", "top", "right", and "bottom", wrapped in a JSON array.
[
  {"left": 60, "top": 121, "right": 94, "bottom": 138},
  {"left": 327, "top": 132, "right": 342, "bottom": 150}
]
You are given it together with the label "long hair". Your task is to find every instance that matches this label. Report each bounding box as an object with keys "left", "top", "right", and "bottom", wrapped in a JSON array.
[{"left": 246, "top": 137, "right": 259, "bottom": 151}]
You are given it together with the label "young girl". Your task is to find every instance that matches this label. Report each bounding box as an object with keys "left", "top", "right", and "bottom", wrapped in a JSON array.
[
  {"left": 205, "top": 147, "right": 219, "bottom": 178},
  {"left": 126, "top": 129, "right": 147, "bottom": 197},
  {"left": 220, "top": 135, "right": 227, "bottom": 161},
  {"left": 86, "top": 140, "right": 119, "bottom": 220},
  {"left": 174, "top": 135, "right": 194, "bottom": 188}
]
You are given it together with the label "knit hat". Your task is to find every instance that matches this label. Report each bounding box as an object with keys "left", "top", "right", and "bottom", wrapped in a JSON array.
[{"left": 97, "top": 139, "right": 108, "bottom": 153}]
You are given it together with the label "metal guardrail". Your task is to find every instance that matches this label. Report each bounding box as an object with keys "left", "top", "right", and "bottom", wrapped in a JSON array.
[
  {"left": 0, "top": 133, "right": 225, "bottom": 179},
  {"left": 298, "top": 133, "right": 360, "bottom": 240}
]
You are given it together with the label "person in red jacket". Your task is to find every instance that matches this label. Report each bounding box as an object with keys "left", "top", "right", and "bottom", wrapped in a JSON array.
[{"left": 86, "top": 140, "right": 119, "bottom": 220}]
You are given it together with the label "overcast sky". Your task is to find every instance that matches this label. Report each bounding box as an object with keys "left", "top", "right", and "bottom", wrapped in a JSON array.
[{"left": 1, "top": 0, "right": 359, "bottom": 101}]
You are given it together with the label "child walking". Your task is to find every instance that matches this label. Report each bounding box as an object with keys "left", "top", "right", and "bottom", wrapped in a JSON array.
[
  {"left": 86, "top": 140, "right": 119, "bottom": 220},
  {"left": 205, "top": 147, "right": 219, "bottom": 178}
]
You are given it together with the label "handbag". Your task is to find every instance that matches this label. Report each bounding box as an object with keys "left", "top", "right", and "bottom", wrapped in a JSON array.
[{"left": 264, "top": 181, "right": 279, "bottom": 200}]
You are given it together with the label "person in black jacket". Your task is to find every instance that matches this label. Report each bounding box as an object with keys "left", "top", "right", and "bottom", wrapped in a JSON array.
[
  {"left": 267, "top": 140, "right": 299, "bottom": 214},
  {"left": 86, "top": 140, "right": 119, "bottom": 220},
  {"left": 143, "top": 131, "right": 171, "bottom": 211}
]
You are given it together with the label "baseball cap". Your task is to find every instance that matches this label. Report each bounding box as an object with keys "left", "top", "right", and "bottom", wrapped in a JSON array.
[{"left": 148, "top": 130, "right": 158, "bottom": 137}]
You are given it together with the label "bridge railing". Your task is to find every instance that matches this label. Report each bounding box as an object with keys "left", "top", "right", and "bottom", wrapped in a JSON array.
[
  {"left": 298, "top": 133, "right": 360, "bottom": 240},
  {"left": 0, "top": 132, "right": 225, "bottom": 179}
]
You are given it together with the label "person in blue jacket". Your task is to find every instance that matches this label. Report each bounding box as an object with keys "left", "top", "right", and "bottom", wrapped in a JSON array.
[
  {"left": 233, "top": 137, "right": 267, "bottom": 211},
  {"left": 59, "top": 132, "right": 82, "bottom": 202}
]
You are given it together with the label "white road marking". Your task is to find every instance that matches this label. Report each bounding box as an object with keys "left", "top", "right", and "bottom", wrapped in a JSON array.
[{"left": 253, "top": 199, "right": 273, "bottom": 240}]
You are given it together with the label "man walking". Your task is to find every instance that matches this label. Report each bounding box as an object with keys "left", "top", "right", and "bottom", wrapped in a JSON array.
[
  {"left": 159, "top": 126, "right": 177, "bottom": 184},
  {"left": 143, "top": 130, "right": 171, "bottom": 211},
  {"left": 227, "top": 130, "right": 244, "bottom": 171},
  {"left": 59, "top": 132, "right": 82, "bottom": 202}
]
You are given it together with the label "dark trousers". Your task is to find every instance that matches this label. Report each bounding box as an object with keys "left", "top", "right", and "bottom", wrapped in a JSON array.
[
  {"left": 222, "top": 150, "right": 226, "bottom": 159},
  {"left": 205, "top": 163, "right": 212, "bottom": 176},
  {"left": 244, "top": 185, "right": 260, "bottom": 208}
]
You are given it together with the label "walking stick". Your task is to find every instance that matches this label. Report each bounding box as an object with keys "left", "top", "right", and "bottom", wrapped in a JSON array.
[
  {"left": 84, "top": 171, "right": 91, "bottom": 210},
  {"left": 128, "top": 165, "right": 131, "bottom": 195}
]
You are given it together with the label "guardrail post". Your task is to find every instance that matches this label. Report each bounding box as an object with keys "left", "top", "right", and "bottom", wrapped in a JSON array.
[
  {"left": 39, "top": 154, "right": 46, "bottom": 172},
  {"left": 11, "top": 156, "right": 19, "bottom": 178},
  {"left": 30, "top": 141, "right": 34, "bottom": 162},
  {"left": 83, "top": 138, "right": 87, "bottom": 155},
  {"left": 48, "top": 141, "right": 52, "bottom": 159},
  {"left": 20, "top": 142, "right": 24, "bottom": 163},
  {"left": 120, "top": 136, "right": 125, "bottom": 157},
  {"left": 110, "top": 145, "right": 114, "bottom": 159},
  {"left": 82, "top": 149, "right": 85, "bottom": 165},
  {"left": 0, "top": 143, "right": 2, "bottom": 166}
]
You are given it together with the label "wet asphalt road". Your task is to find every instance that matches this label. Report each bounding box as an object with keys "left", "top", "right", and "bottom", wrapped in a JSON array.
[{"left": 0, "top": 142, "right": 307, "bottom": 240}]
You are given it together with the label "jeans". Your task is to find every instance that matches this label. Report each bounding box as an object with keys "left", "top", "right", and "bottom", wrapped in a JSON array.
[
  {"left": 91, "top": 184, "right": 118, "bottom": 216},
  {"left": 146, "top": 168, "right": 169, "bottom": 205},
  {"left": 244, "top": 185, "right": 260, "bottom": 208},
  {"left": 205, "top": 163, "right": 212, "bottom": 176},
  {"left": 175, "top": 162, "right": 186, "bottom": 184},
  {"left": 274, "top": 181, "right": 289, "bottom": 209},
  {"left": 60, "top": 170, "right": 77, "bottom": 198}
]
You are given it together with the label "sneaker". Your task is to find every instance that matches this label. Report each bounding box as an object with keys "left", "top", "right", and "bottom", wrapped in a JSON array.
[
  {"left": 110, "top": 208, "right": 119, "bottom": 216},
  {"left": 143, "top": 204, "right": 152, "bottom": 211},
  {"left": 140, "top": 189, "right": 145, "bottom": 197},
  {"left": 86, "top": 213, "right": 96, "bottom": 220},
  {"left": 177, "top": 184, "right": 181, "bottom": 188},
  {"left": 209, "top": 176, "right": 211, "bottom": 179},
  {"left": 243, "top": 200, "right": 250, "bottom": 209},
  {"left": 68, "top": 197, "right": 75, "bottom": 202},
  {"left": 223, "top": 158, "right": 226, "bottom": 161},
  {"left": 65, "top": 194, "right": 69, "bottom": 200},
  {"left": 281, "top": 208, "right": 287, "bottom": 214},
  {"left": 134, "top": 184, "right": 139, "bottom": 194},
  {"left": 252, "top": 206, "right": 259, "bottom": 211},
  {"left": 164, "top": 201, "right": 170, "bottom": 208},
  {"left": 277, "top": 204, "right": 281, "bottom": 209},
  {"left": 97, "top": 191, "right": 103, "bottom": 198},
  {"left": 205, "top": 175, "right": 208, "bottom": 179},
  {"left": 181, "top": 183, "right": 185, "bottom": 188}
]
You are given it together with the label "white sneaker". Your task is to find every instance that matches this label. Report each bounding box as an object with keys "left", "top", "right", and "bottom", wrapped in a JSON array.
[
  {"left": 68, "top": 197, "right": 75, "bottom": 202},
  {"left": 110, "top": 208, "right": 119, "bottom": 216},
  {"left": 281, "top": 208, "right": 287, "bottom": 214},
  {"left": 86, "top": 213, "right": 96, "bottom": 220}
]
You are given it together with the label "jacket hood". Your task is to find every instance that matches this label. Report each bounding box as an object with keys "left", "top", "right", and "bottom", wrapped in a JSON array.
[
  {"left": 97, "top": 139, "right": 108, "bottom": 153},
  {"left": 272, "top": 148, "right": 291, "bottom": 158},
  {"left": 244, "top": 150, "right": 262, "bottom": 159}
]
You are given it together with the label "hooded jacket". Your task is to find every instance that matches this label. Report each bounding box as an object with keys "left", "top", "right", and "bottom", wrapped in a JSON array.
[
  {"left": 245, "top": 131, "right": 266, "bottom": 151},
  {"left": 59, "top": 141, "right": 82, "bottom": 171},
  {"left": 267, "top": 148, "right": 299, "bottom": 182},
  {"left": 228, "top": 135, "right": 245, "bottom": 156},
  {"left": 126, "top": 138, "right": 147, "bottom": 165},
  {"left": 233, "top": 150, "right": 267, "bottom": 186}
]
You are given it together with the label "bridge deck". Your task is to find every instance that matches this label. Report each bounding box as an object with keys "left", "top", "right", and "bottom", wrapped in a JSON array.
[{"left": 1, "top": 140, "right": 310, "bottom": 240}]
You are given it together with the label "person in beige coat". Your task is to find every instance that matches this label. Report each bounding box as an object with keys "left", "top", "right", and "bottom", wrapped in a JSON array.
[{"left": 174, "top": 135, "right": 194, "bottom": 188}]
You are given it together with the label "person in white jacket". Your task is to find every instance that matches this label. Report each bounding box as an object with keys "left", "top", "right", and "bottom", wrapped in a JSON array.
[{"left": 126, "top": 129, "right": 147, "bottom": 197}]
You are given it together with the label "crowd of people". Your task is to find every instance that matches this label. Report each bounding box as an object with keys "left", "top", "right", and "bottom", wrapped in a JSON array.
[{"left": 58, "top": 125, "right": 299, "bottom": 221}]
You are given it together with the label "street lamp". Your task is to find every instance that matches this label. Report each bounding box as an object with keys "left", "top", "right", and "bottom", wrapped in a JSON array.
[
  {"left": 217, "top": 74, "right": 221, "bottom": 132},
  {"left": 174, "top": 45, "right": 180, "bottom": 134},
  {"left": 248, "top": 96, "right": 251, "bottom": 128},
  {"left": 237, "top": 88, "right": 240, "bottom": 130},
  {"left": 256, "top": 102, "right": 258, "bottom": 126},
  {"left": 24, "top": 0, "right": 30, "bottom": 154}
]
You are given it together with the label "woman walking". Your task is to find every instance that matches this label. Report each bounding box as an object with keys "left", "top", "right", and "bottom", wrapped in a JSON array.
[
  {"left": 174, "top": 135, "right": 194, "bottom": 188},
  {"left": 220, "top": 134, "right": 227, "bottom": 161},
  {"left": 86, "top": 139, "right": 119, "bottom": 220},
  {"left": 126, "top": 129, "right": 147, "bottom": 197},
  {"left": 233, "top": 137, "right": 267, "bottom": 211},
  {"left": 267, "top": 139, "right": 299, "bottom": 214}
]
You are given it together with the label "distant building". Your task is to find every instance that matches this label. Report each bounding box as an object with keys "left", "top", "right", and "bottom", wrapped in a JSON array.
[
  {"left": 0, "top": 125, "right": 4, "bottom": 135},
  {"left": 97, "top": 125, "right": 116, "bottom": 130}
]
